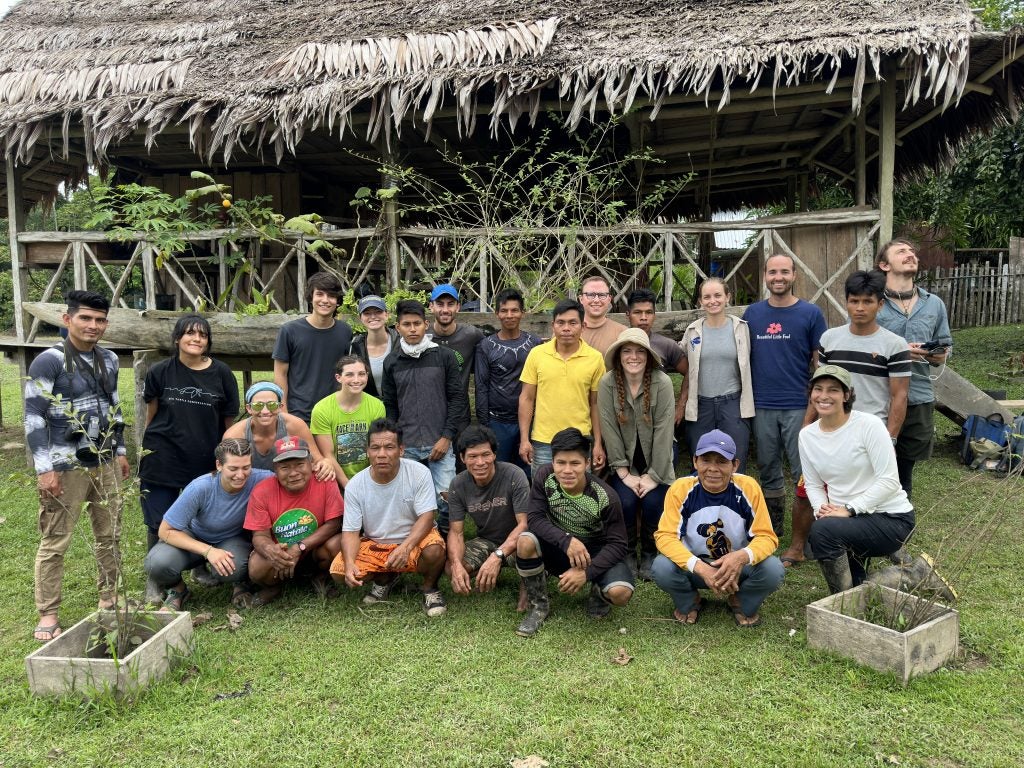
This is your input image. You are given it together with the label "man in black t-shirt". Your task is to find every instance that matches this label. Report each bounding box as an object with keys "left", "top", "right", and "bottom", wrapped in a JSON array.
[
  {"left": 447, "top": 426, "right": 530, "bottom": 609},
  {"left": 272, "top": 272, "right": 353, "bottom": 423},
  {"left": 428, "top": 283, "right": 483, "bottom": 436}
]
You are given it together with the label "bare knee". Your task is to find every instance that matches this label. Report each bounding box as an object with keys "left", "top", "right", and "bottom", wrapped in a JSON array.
[
  {"left": 604, "top": 585, "right": 633, "bottom": 606},
  {"left": 517, "top": 536, "right": 539, "bottom": 558}
]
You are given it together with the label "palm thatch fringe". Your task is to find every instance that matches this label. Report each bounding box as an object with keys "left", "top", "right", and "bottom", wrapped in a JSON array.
[{"left": 0, "top": 1, "right": 989, "bottom": 167}]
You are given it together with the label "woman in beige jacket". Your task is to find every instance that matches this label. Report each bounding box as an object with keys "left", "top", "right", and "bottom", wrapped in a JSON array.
[{"left": 680, "top": 278, "right": 754, "bottom": 472}]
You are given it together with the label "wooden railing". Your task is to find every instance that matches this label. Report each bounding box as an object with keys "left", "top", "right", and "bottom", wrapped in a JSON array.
[
  {"left": 12, "top": 207, "right": 880, "bottom": 341},
  {"left": 921, "top": 261, "right": 1024, "bottom": 328}
]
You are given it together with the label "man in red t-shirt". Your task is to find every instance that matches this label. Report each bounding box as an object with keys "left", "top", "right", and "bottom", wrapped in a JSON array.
[{"left": 244, "top": 436, "right": 344, "bottom": 606}]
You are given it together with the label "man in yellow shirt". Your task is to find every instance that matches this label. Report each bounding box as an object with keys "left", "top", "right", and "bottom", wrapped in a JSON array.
[
  {"left": 518, "top": 298, "right": 606, "bottom": 473},
  {"left": 652, "top": 429, "right": 783, "bottom": 627}
]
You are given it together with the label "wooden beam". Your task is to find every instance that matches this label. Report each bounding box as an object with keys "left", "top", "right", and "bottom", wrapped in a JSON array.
[
  {"left": 658, "top": 129, "right": 822, "bottom": 155},
  {"left": 6, "top": 158, "right": 30, "bottom": 341},
  {"left": 648, "top": 150, "right": 804, "bottom": 175},
  {"left": 855, "top": 107, "right": 867, "bottom": 206},
  {"left": 655, "top": 91, "right": 855, "bottom": 122},
  {"left": 879, "top": 60, "right": 897, "bottom": 243},
  {"left": 813, "top": 161, "right": 853, "bottom": 184},
  {"left": 799, "top": 84, "right": 879, "bottom": 165}
]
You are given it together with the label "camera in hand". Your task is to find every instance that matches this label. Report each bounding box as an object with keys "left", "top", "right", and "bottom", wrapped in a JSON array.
[
  {"left": 65, "top": 414, "right": 123, "bottom": 462},
  {"left": 919, "top": 340, "right": 945, "bottom": 352}
]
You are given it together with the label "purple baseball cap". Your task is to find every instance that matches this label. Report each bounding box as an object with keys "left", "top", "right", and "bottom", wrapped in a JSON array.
[{"left": 694, "top": 429, "right": 737, "bottom": 460}]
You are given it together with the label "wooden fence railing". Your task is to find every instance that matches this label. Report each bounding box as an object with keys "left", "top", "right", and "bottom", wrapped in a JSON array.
[{"left": 921, "top": 261, "right": 1024, "bottom": 328}]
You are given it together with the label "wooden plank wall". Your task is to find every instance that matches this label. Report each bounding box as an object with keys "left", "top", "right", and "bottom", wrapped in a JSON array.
[{"left": 778, "top": 222, "right": 863, "bottom": 326}]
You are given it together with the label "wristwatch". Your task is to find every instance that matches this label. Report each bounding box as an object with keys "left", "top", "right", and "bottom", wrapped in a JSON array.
[
  {"left": 844, "top": 504, "right": 857, "bottom": 517},
  {"left": 493, "top": 548, "right": 505, "bottom": 560},
  {"left": 298, "top": 541, "right": 308, "bottom": 552}
]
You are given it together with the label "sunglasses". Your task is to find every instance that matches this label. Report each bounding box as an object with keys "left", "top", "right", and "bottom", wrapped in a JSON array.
[{"left": 248, "top": 401, "right": 281, "bottom": 412}]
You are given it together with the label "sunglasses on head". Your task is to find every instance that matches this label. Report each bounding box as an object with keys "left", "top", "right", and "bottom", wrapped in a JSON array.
[{"left": 249, "top": 401, "right": 281, "bottom": 412}]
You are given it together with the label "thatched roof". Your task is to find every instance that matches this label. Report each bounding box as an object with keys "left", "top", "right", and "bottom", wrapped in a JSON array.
[{"left": 0, "top": 0, "right": 1019, "bottom": 212}]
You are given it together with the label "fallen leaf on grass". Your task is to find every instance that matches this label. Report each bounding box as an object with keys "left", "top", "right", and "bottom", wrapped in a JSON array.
[
  {"left": 618, "top": 627, "right": 627, "bottom": 634},
  {"left": 510, "top": 756, "right": 549, "bottom": 768},
  {"left": 46, "top": 748, "right": 64, "bottom": 760},
  {"left": 213, "top": 680, "right": 252, "bottom": 701},
  {"left": 610, "top": 647, "right": 633, "bottom": 665},
  {"left": 788, "top": 628, "right": 797, "bottom": 637},
  {"left": 0, "top": 517, "right": 7, "bottom": 524},
  {"left": 191, "top": 611, "right": 214, "bottom": 627},
  {"left": 211, "top": 611, "right": 244, "bottom": 632}
]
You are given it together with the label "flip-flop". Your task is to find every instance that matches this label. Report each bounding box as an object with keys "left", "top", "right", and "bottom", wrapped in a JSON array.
[
  {"left": 33, "top": 622, "right": 62, "bottom": 642},
  {"left": 672, "top": 598, "right": 704, "bottom": 625},
  {"left": 728, "top": 599, "right": 762, "bottom": 628},
  {"left": 781, "top": 555, "right": 805, "bottom": 569},
  {"left": 231, "top": 583, "right": 256, "bottom": 609},
  {"left": 249, "top": 586, "right": 282, "bottom": 608}
]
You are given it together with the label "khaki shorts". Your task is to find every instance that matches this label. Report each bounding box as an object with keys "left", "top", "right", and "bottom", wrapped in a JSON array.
[{"left": 330, "top": 528, "right": 445, "bottom": 577}]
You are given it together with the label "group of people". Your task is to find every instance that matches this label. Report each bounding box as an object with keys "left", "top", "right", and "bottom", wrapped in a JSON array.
[{"left": 25, "top": 238, "right": 954, "bottom": 642}]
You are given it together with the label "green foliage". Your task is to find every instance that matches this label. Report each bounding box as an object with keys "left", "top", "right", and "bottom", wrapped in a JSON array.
[
  {"left": 339, "top": 287, "right": 429, "bottom": 332},
  {"left": 350, "top": 115, "right": 692, "bottom": 309},
  {"left": 894, "top": 117, "right": 1024, "bottom": 249}
]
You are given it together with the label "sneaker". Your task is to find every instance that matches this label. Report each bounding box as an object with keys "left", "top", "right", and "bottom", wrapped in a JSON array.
[
  {"left": 363, "top": 576, "right": 398, "bottom": 604},
  {"left": 586, "top": 584, "right": 611, "bottom": 619},
  {"left": 423, "top": 589, "right": 447, "bottom": 617}
]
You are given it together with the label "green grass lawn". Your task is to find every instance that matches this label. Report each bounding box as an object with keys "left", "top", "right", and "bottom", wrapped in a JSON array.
[{"left": 0, "top": 328, "right": 1022, "bottom": 768}]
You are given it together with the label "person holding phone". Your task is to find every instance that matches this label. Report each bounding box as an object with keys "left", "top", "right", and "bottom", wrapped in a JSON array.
[{"left": 876, "top": 240, "right": 952, "bottom": 500}]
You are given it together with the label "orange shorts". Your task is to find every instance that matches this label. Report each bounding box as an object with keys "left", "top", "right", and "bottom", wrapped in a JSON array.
[
  {"left": 330, "top": 528, "right": 445, "bottom": 577},
  {"left": 796, "top": 475, "right": 807, "bottom": 498}
]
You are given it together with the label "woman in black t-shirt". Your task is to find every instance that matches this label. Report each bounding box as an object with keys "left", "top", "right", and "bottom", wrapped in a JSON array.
[{"left": 138, "top": 315, "right": 239, "bottom": 599}]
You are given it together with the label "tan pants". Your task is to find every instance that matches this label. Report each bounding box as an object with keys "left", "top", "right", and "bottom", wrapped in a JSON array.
[{"left": 35, "top": 463, "right": 123, "bottom": 615}]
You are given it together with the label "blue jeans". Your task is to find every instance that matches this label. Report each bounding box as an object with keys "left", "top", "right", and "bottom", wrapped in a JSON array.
[
  {"left": 651, "top": 554, "right": 785, "bottom": 617},
  {"left": 489, "top": 419, "right": 530, "bottom": 477},
  {"left": 752, "top": 408, "right": 805, "bottom": 497},
  {"left": 687, "top": 392, "right": 751, "bottom": 473},
  {"left": 609, "top": 475, "right": 667, "bottom": 555},
  {"left": 530, "top": 441, "right": 553, "bottom": 474},
  {"left": 403, "top": 444, "right": 456, "bottom": 535}
]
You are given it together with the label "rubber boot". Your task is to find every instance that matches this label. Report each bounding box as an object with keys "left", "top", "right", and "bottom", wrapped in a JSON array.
[
  {"left": 586, "top": 584, "right": 611, "bottom": 619},
  {"left": 625, "top": 526, "right": 639, "bottom": 580},
  {"left": 515, "top": 573, "right": 550, "bottom": 638},
  {"left": 866, "top": 553, "right": 957, "bottom": 604},
  {"left": 144, "top": 528, "right": 166, "bottom": 606},
  {"left": 818, "top": 555, "right": 854, "bottom": 594},
  {"left": 765, "top": 496, "right": 785, "bottom": 537},
  {"left": 887, "top": 547, "right": 913, "bottom": 567}
]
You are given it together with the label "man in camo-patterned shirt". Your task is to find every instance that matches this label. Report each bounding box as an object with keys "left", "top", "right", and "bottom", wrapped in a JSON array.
[{"left": 513, "top": 428, "right": 633, "bottom": 637}]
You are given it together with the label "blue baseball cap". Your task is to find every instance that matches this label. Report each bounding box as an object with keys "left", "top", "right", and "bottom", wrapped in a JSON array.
[
  {"left": 430, "top": 284, "right": 460, "bottom": 302},
  {"left": 694, "top": 429, "right": 737, "bottom": 460},
  {"left": 357, "top": 295, "right": 386, "bottom": 313}
]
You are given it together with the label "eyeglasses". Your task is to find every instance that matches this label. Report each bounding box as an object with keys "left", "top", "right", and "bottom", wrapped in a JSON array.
[
  {"left": 249, "top": 401, "right": 281, "bottom": 412},
  {"left": 581, "top": 292, "right": 611, "bottom": 300}
]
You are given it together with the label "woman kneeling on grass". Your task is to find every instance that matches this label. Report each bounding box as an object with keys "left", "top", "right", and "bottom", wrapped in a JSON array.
[{"left": 798, "top": 365, "right": 914, "bottom": 593}]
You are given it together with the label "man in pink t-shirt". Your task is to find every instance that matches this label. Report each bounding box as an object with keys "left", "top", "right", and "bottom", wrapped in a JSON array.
[{"left": 244, "top": 436, "right": 344, "bottom": 606}]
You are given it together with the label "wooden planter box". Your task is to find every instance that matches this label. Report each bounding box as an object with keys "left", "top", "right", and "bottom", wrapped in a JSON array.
[
  {"left": 25, "top": 610, "right": 193, "bottom": 697},
  {"left": 806, "top": 584, "right": 959, "bottom": 684}
]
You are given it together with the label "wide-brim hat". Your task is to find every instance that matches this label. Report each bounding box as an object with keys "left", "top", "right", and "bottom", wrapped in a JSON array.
[{"left": 604, "top": 327, "right": 663, "bottom": 369}]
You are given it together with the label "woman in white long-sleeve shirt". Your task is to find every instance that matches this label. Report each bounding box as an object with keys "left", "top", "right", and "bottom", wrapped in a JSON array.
[{"left": 798, "top": 364, "right": 914, "bottom": 593}]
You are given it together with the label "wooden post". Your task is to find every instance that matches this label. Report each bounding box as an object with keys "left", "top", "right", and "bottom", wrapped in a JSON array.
[
  {"left": 132, "top": 349, "right": 161, "bottom": 454},
  {"left": 476, "top": 237, "right": 489, "bottom": 312},
  {"left": 662, "top": 234, "right": 675, "bottom": 310},
  {"left": 72, "top": 240, "right": 87, "bottom": 289},
  {"left": 6, "top": 157, "right": 30, "bottom": 341},
  {"left": 142, "top": 245, "right": 157, "bottom": 309},
  {"left": 798, "top": 173, "right": 809, "bottom": 212},
  {"left": 879, "top": 59, "right": 897, "bottom": 243},
  {"left": 855, "top": 108, "right": 867, "bottom": 206},
  {"left": 377, "top": 141, "right": 401, "bottom": 292}
]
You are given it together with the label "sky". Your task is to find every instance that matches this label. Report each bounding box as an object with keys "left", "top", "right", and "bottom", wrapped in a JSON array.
[{"left": 0, "top": 0, "right": 15, "bottom": 16}]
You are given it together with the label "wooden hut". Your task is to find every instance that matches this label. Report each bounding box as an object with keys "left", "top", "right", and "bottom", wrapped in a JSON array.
[{"left": 0, "top": 1, "right": 1021, "bottom": 341}]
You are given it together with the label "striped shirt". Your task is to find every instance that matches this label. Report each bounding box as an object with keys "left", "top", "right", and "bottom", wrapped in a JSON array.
[{"left": 817, "top": 325, "right": 912, "bottom": 423}]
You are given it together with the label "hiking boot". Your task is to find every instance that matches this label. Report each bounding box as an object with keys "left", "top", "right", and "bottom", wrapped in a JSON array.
[
  {"left": 866, "top": 553, "right": 958, "bottom": 604},
  {"left": 423, "top": 589, "right": 447, "bottom": 617},
  {"left": 818, "top": 555, "right": 854, "bottom": 594},
  {"left": 191, "top": 563, "right": 220, "bottom": 587},
  {"left": 363, "top": 575, "right": 399, "bottom": 604},
  {"left": 586, "top": 584, "right": 611, "bottom": 619},
  {"left": 515, "top": 573, "right": 550, "bottom": 637},
  {"left": 638, "top": 552, "right": 656, "bottom": 582},
  {"left": 887, "top": 547, "right": 914, "bottom": 567},
  {"left": 765, "top": 496, "right": 785, "bottom": 537}
]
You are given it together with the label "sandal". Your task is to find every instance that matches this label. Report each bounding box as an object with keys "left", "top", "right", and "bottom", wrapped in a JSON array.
[
  {"left": 161, "top": 585, "right": 191, "bottom": 612},
  {"left": 673, "top": 597, "right": 704, "bottom": 625},
  {"left": 728, "top": 597, "right": 762, "bottom": 628},
  {"left": 249, "top": 585, "right": 282, "bottom": 608},
  {"left": 231, "top": 583, "right": 256, "bottom": 609},
  {"left": 33, "top": 622, "right": 62, "bottom": 643}
]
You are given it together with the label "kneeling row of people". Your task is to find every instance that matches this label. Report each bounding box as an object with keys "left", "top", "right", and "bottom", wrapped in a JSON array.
[{"left": 149, "top": 360, "right": 927, "bottom": 633}]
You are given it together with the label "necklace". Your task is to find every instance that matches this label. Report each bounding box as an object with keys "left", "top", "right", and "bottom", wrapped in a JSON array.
[{"left": 884, "top": 287, "right": 915, "bottom": 300}]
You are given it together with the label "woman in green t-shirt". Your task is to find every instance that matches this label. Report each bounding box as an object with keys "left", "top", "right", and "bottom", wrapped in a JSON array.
[{"left": 311, "top": 355, "right": 386, "bottom": 488}]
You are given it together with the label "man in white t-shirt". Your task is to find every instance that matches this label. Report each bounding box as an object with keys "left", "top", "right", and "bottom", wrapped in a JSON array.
[{"left": 331, "top": 419, "right": 449, "bottom": 617}]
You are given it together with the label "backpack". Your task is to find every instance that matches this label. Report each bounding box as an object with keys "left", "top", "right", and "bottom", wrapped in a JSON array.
[{"left": 960, "top": 414, "right": 1011, "bottom": 470}]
